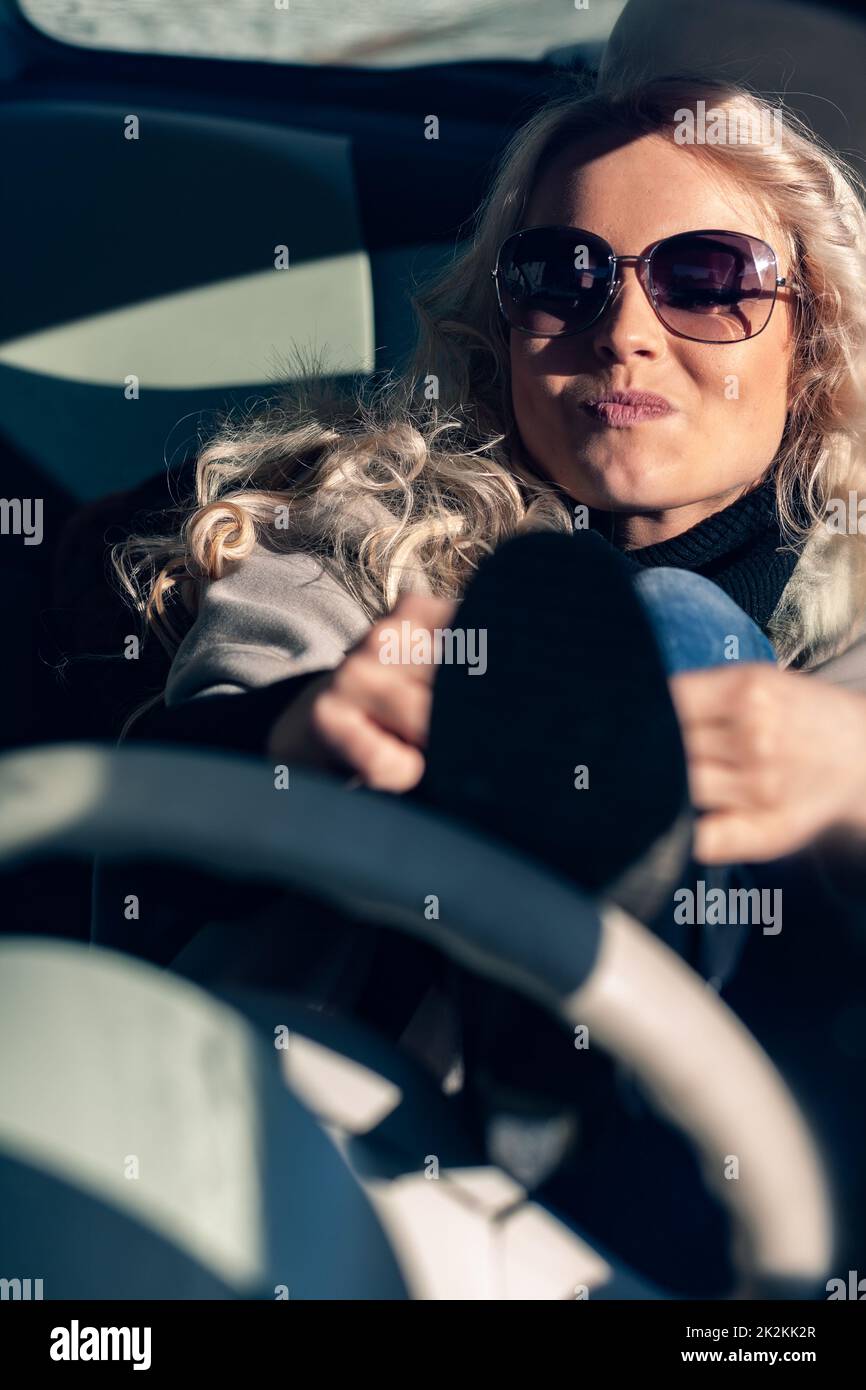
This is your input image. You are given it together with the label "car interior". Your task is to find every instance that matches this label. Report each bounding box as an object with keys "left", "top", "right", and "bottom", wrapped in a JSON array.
[{"left": 2, "top": 0, "right": 866, "bottom": 1302}]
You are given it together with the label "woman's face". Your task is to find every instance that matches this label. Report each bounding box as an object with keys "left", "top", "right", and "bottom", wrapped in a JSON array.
[{"left": 510, "top": 133, "right": 795, "bottom": 542}]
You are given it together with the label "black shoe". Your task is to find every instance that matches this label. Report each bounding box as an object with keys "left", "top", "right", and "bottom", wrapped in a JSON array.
[{"left": 417, "top": 529, "right": 692, "bottom": 917}]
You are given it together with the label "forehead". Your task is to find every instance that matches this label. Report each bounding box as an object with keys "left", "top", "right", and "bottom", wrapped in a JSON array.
[{"left": 525, "top": 131, "right": 782, "bottom": 253}]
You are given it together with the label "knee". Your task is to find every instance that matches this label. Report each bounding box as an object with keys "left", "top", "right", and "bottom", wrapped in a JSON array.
[
  {"left": 634, "top": 566, "right": 733, "bottom": 619},
  {"left": 633, "top": 566, "right": 776, "bottom": 671}
]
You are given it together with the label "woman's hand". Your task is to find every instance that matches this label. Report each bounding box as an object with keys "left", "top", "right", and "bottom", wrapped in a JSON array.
[
  {"left": 670, "top": 664, "right": 866, "bottom": 864},
  {"left": 267, "top": 593, "right": 457, "bottom": 791}
]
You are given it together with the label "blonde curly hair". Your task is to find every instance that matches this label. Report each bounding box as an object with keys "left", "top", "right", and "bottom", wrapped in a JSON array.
[{"left": 117, "top": 72, "right": 866, "bottom": 669}]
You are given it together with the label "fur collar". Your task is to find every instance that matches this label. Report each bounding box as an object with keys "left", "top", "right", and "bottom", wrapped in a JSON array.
[{"left": 770, "top": 523, "right": 866, "bottom": 668}]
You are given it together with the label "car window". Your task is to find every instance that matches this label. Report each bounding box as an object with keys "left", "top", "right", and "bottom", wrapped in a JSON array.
[{"left": 21, "top": 0, "right": 627, "bottom": 67}]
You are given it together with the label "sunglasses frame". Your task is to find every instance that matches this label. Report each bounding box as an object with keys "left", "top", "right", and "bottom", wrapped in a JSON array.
[{"left": 491, "top": 224, "right": 794, "bottom": 344}]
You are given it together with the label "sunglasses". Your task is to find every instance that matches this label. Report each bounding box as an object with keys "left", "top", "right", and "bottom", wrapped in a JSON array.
[{"left": 492, "top": 225, "right": 793, "bottom": 344}]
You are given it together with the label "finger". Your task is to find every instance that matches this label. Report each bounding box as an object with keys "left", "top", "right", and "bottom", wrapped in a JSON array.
[
  {"left": 679, "top": 723, "right": 745, "bottom": 768},
  {"left": 366, "top": 621, "right": 449, "bottom": 685},
  {"left": 311, "top": 691, "right": 426, "bottom": 791},
  {"left": 370, "top": 593, "right": 461, "bottom": 669},
  {"left": 365, "top": 593, "right": 461, "bottom": 680},
  {"left": 333, "top": 657, "right": 433, "bottom": 747},
  {"left": 357, "top": 665, "right": 434, "bottom": 748},
  {"left": 670, "top": 665, "right": 772, "bottom": 728},
  {"left": 694, "top": 811, "right": 773, "bottom": 864},
  {"left": 693, "top": 808, "right": 812, "bottom": 865},
  {"left": 669, "top": 669, "right": 739, "bottom": 726},
  {"left": 690, "top": 749, "right": 789, "bottom": 811},
  {"left": 687, "top": 761, "right": 755, "bottom": 811},
  {"left": 390, "top": 591, "right": 459, "bottom": 627}
]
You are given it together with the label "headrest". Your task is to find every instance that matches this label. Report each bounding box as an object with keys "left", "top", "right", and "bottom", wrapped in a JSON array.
[{"left": 598, "top": 0, "right": 866, "bottom": 176}]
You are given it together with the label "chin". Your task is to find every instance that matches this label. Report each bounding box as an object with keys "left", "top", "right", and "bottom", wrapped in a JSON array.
[{"left": 561, "top": 454, "right": 696, "bottom": 514}]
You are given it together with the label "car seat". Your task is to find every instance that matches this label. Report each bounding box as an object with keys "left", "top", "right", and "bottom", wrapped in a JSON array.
[{"left": 599, "top": 0, "right": 866, "bottom": 176}]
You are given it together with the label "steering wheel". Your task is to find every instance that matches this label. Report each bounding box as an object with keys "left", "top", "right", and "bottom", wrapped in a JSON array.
[{"left": 0, "top": 742, "right": 833, "bottom": 1299}]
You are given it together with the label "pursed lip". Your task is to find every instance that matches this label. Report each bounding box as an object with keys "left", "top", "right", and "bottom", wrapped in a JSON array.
[{"left": 583, "top": 389, "right": 675, "bottom": 427}]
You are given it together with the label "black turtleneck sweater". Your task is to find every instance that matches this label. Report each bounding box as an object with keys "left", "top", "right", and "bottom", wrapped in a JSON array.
[{"left": 591, "top": 480, "right": 799, "bottom": 634}]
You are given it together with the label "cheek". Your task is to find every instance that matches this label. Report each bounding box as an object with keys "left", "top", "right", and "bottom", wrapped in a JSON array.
[
  {"left": 510, "top": 336, "right": 543, "bottom": 394},
  {"left": 704, "top": 338, "right": 790, "bottom": 435},
  {"left": 511, "top": 355, "right": 546, "bottom": 445},
  {"left": 510, "top": 338, "right": 574, "bottom": 428},
  {"left": 722, "top": 305, "right": 793, "bottom": 416},
  {"left": 509, "top": 340, "right": 532, "bottom": 411}
]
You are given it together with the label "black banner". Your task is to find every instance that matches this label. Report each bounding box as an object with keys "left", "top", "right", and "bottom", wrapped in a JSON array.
[{"left": 1, "top": 1298, "right": 863, "bottom": 1374}]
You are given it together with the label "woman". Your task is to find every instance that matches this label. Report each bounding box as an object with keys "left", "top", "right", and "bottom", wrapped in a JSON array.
[
  {"left": 118, "top": 73, "right": 866, "bottom": 882},
  {"left": 108, "top": 72, "right": 866, "bottom": 1292}
]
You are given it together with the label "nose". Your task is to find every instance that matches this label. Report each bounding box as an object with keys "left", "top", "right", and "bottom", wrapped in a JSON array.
[{"left": 589, "top": 263, "right": 667, "bottom": 365}]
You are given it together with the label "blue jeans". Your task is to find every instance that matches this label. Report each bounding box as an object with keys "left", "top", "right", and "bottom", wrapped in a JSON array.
[
  {"left": 633, "top": 566, "right": 776, "bottom": 675},
  {"left": 632, "top": 567, "right": 776, "bottom": 986}
]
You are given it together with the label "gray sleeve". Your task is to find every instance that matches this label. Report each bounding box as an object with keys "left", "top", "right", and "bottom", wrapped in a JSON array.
[
  {"left": 808, "top": 627, "right": 866, "bottom": 902},
  {"left": 165, "top": 548, "right": 371, "bottom": 706},
  {"left": 810, "top": 623, "right": 866, "bottom": 693}
]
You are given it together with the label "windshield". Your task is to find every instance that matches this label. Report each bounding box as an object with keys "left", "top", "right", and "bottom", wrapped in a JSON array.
[{"left": 22, "top": 0, "right": 628, "bottom": 67}]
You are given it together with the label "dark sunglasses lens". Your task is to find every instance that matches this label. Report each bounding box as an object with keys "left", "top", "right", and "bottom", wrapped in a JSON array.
[
  {"left": 496, "top": 228, "right": 611, "bottom": 335},
  {"left": 650, "top": 232, "right": 778, "bottom": 341}
]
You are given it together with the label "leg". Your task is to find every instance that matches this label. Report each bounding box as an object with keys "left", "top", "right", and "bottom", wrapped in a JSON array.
[
  {"left": 418, "top": 531, "right": 691, "bottom": 905},
  {"left": 633, "top": 567, "right": 776, "bottom": 674},
  {"left": 633, "top": 567, "right": 776, "bottom": 985}
]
